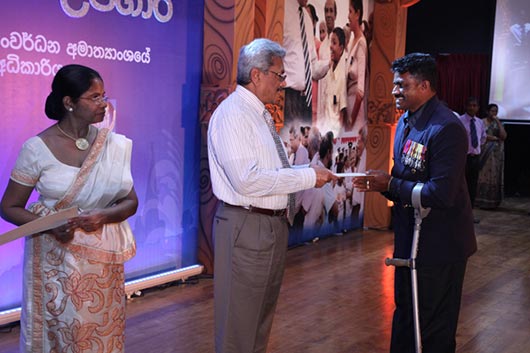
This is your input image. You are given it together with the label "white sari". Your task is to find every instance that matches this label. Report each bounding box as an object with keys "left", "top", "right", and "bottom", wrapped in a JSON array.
[{"left": 11, "top": 126, "right": 136, "bottom": 353}]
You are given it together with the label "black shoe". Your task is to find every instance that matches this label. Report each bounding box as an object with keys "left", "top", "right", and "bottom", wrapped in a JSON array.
[{"left": 473, "top": 218, "right": 480, "bottom": 224}]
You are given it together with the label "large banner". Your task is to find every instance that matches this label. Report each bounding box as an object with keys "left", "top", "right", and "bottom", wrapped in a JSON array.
[
  {"left": 281, "top": 0, "right": 373, "bottom": 245},
  {"left": 0, "top": 0, "right": 203, "bottom": 312},
  {"left": 489, "top": 0, "right": 530, "bottom": 122}
]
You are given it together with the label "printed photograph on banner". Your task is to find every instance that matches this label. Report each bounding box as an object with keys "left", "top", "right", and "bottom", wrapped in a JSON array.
[
  {"left": 489, "top": 0, "right": 530, "bottom": 121},
  {"left": 281, "top": 0, "right": 374, "bottom": 244}
]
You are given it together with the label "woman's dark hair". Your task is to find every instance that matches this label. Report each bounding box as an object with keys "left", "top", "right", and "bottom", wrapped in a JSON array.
[
  {"left": 351, "top": 0, "right": 363, "bottom": 26},
  {"left": 307, "top": 4, "right": 319, "bottom": 35},
  {"left": 319, "top": 132, "right": 334, "bottom": 160},
  {"left": 44, "top": 64, "right": 102, "bottom": 121},
  {"left": 332, "top": 27, "right": 346, "bottom": 48}
]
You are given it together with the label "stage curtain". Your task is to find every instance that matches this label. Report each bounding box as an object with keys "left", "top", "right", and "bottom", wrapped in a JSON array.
[{"left": 436, "top": 53, "right": 490, "bottom": 115}]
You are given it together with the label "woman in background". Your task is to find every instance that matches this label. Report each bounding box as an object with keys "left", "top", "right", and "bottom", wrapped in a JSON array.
[
  {"left": 345, "top": 0, "right": 368, "bottom": 134},
  {"left": 0, "top": 64, "right": 138, "bottom": 352},
  {"left": 476, "top": 103, "right": 508, "bottom": 209}
]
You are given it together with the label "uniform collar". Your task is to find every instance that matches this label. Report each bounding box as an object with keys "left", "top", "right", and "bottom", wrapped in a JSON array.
[{"left": 406, "top": 96, "right": 440, "bottom": 131}]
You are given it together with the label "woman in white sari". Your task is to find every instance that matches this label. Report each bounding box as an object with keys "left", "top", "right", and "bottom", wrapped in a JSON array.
[
  {"left": 345, "top": 0, "right": 368, "bottom": 135},
  {"left": 0, "top": 64, "right": 138, "bottom": 353}
]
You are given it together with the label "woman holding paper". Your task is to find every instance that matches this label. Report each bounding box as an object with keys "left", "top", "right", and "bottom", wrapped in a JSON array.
[{"left": 0, "top": 64, "right": 138, "bottom": 353}]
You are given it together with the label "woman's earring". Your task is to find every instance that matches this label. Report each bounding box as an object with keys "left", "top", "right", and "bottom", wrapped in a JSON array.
[{"left": 67, "top": 107, "right": 73, "bottom": 112}]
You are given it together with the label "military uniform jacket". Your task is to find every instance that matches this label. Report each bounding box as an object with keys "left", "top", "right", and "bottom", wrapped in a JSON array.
[{"left": 385, "top": 96, "right": 477, "bottom": 266}]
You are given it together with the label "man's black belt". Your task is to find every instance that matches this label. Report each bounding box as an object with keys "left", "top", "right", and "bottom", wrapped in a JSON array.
[{"left": 223, "top": 202, "right": 286, "bottom": 217}]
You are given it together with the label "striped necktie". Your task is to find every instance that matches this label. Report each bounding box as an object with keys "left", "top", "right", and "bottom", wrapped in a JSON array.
[
  {"left": 298, "top": 6, "right": 312, "bottom": 107},
  {"left": 263, "top": 110, "right": 295, "bottom": 225}
]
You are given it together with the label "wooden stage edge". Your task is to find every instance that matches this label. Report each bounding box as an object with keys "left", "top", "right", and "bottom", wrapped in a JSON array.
[{"left": 1, "top": 197, "right": 529, "bottom": 353}]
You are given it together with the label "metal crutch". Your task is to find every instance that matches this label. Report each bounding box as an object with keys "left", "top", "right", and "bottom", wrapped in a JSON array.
[{"left": 385, "top": 183, "right": 431, "bottom": 353}]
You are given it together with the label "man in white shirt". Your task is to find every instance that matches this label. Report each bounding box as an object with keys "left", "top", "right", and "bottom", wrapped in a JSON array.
[
  {"left": 318, "top": 0, "right": 338, "bottom": 65},
  {"left": 283, "top": 0, "right": 329, "bottom": 124},
  {"left": 458, "top": 97, "right": 486, "bottom": 215},
  {"left": 208, "top": 38, "right": 336, "bottom": 353}
]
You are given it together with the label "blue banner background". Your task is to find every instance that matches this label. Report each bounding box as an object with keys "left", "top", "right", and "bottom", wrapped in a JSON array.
[{"left": 0, "top": 0, "right": 204, "bottom": 312}]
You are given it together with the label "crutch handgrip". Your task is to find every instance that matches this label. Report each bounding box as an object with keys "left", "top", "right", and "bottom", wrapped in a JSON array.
[
  {"left": 412, "top": 183, "right": 431, "bottom": 219},
  {"left": 385, "top": 257, "right": 411, "bottom": 267}
]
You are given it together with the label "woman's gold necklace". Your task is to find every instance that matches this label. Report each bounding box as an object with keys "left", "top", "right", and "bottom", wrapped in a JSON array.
[{"left": 56, "top": 124, "right": 91, "bottom": 151}]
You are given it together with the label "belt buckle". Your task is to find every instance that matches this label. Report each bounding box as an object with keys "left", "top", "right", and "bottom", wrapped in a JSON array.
[{"left": 272, "top": 209, "right": 284, "bottom": 217}]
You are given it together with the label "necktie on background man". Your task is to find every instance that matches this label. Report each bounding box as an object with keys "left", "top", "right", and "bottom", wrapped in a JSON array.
[
  {"left": 470, "top": 117, "right": 478, "bottom": 148},
  {"left": 298, "top": 6, "right": 312, "bottom": 107},
  {"left": 263, "top": 110, "right": 295, "bottom": 225}
]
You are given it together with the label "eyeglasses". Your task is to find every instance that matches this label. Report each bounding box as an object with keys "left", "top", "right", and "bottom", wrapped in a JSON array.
[
  {"left": 268, "top": 70, "right": 287, "bottom": 83},
  {"left": 79, "top": 95, "right": 109, "bottom": 105}
]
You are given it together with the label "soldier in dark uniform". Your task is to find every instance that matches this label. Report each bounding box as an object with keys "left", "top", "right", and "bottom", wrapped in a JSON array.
[{"left": 353, "top": 53, "right": 477, "bottom": 353}]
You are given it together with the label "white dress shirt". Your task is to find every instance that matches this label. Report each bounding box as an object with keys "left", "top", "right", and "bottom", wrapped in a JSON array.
[
  {"left": 317, "top": 51, "right": 348, "bottom": 136},
  {"left": 301, "top": 187, "right": 325, "bottom": 229},
  {"left": 283, "top": 0, "right": 328, "bottom": 91},
  {"left": 208, "top": 85, "right": 317, "bottom": 210}
]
